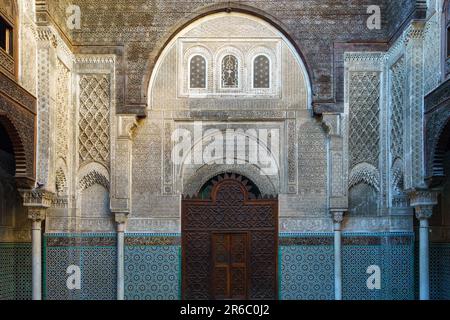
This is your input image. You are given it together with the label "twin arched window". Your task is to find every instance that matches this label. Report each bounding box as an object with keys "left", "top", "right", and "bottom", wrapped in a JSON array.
[{"left": 189, "top": 53, "right": 271, "bottom": 90}]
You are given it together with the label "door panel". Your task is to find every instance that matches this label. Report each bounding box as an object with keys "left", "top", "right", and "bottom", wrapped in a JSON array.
[{"left": 212, "top": 233, "right": 248, "bottom": 300}]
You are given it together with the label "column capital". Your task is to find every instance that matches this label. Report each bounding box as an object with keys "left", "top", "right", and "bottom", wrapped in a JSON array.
[
  {"left": 414, "top": 205, "right": 434, "bottom": 220},
  {"left": 321, "top": 113, "right": 342, "bottom": 137},
  {"left": 331, "top": 209, "right": 345, "bottom": 224},
  {"left": 19, "top": 189, "right": 54, "bottom": 222},
  {"left": 114, "top": 212, "right": 129, "bottom": 225},
  {"left": 408, "top": 190, "right": 438, "bottom": 220},
  {"left": 28, "top": 208, "right": 47, "bottom": 222},
  {"left": 117, "top": 115, "right": 139, "bottom": 139}
]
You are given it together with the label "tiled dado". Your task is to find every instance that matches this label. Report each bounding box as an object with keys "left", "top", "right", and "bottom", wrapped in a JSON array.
[
  {"left": 44, "top": 233, "right": 181, "bottom": 300},
  {"left": 44, "top": 233, "right": 117, "bottom": 300},
  {"left": 43, "top": 232, "right": 414, "bottom": 300},
  {"left": 279, "top": 233, "right": 415, "bottom": 300},
  {"left": 124, "top": 233, "right": 181, "bottom": 300},
  {"left": 0, "top": 243, "right": 32, "bottom": 300},
  {"left": 430, "top": 243, "right": 450, "bottom": 300},
  {"left": 279, "top": 233, "right": 334, "bottom": 300}
]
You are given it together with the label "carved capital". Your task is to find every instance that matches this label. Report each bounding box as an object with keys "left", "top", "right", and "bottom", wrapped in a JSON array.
[
  {"left": 331, "top": 209, "right": 345, "bottom": 224},
  {"left": 117, "top": 115, "right": 139, "bottom": 139},
  {"left": 27, "top": 208, "right": 47, "bottom": 222},
  {"left": 114, "top": 212, "right": 129, "bottom": 225},
  {"left": 414, "top": 205, "right": 434, "bottom": 220},
  {"left": 409, "top": 190, "right": 438, "bottom": 220},
  {"left": 114, "top": 212, "right": 129, "bottom": 232},
  {"left": 321, "top": 113, "right": 341, "bottom": 137}
]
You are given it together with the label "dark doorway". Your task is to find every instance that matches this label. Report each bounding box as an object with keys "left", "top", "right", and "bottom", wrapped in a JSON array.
[{"left": 182, "top": 173, "right": 278, "bottom": 300}]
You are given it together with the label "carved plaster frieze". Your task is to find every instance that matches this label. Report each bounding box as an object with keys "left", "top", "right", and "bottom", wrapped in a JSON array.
[{"left": 20, "top": 189, "right": 54, "bottom": 209}]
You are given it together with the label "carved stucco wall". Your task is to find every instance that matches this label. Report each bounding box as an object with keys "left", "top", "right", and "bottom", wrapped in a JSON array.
[
  {"left": 128, "top": 13, "right": 328, "bottom": 233},
  {"left": 49, "top": 56, "right": 115, "bottom": 234},
  {"left": 423, "top": 4, "right": 442, "bottom": 95},
  {"left": 44, "top": 52, "right": 116, "bottom": 233},
  {"left": 345, "top": 53, "right": 383, "bottom": 222},
  {"left": 343, "top": 4, "right": 444, "bottom": 231},
  {"left": 33, "top": 2, "right": 445, "bottom": 236},
  {"left": 35, "top": 0, "right": 417, "bottom": 114}
]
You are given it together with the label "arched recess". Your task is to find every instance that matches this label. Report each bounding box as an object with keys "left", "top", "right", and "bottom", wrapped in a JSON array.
[
  {"left": 0, "top": 114, "right": 32, "bottom": 187},
  {"left": 183, "top": 164, "right": 278, "bottom": 198},
  {"left": 147, "top": 9, "right": 312, "bottom": 108},
  {"left": 0, "top": 118, "right": 28, "bottom": 238},
  {"left": 142, "top": 3, "right": 314, "bottom": 108},
  {"left": 348, "top": 163, "right": 380, "bottom": 216},
  {"left": 77, "top": 163, "right": 111, "bottom": 221},
  {"left": 177, "top": 128, "right": 280, "bottom": 196},
  {"left": 426, "top": 115, "right": 450, "bottom": 186}
]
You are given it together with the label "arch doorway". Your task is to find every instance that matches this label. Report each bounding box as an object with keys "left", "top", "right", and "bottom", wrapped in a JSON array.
[{"left": 181, "top": 173, "right": 278, "bottom": 300}]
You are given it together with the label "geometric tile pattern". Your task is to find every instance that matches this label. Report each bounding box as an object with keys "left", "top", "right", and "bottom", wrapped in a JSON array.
[
  {"left": 342, "top": 233, "right": 414, "bottom": 300},
  {"left": 41, "top": 233, "right": 417, "bottom": 300},
  {"left": 387, "top": 243, "right": 414, "bottom": 300},
  {"left": 342, "top": 244, "right": 386, "bottom": 300},
  {"left": 430, "top": 243, "right": 450, "bottom": 300},
  {"left": 280, "top": 233, "right": 414, "bottom": 300},
  {"left": 44, "top": 234, "right": 116, "bottom": 300},
  {"left": 124, "top": 234, "right": 180, "bottom": 300},
  {"left": 0, "top": 243, "right": 32, "bottom": 300},
  {"left": 280, "top": 244, "right": 334, "bottom": 300}
]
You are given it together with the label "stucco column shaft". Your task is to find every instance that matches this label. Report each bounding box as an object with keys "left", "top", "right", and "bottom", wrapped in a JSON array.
[
  {"left": 419, "top": 217, "right": 430, "bottom": 300},
  {"left": 334, "top": 222, "right": 342, "bottom": 300},
  {"left": 332, "top": 210, "right": 344, "bottom": 301},
  {"left": 115, "top": 213, "right": 128, "bottom": 300},
  {"left": 409, "top": 191, "right": 437, "bottom": 301},
  {"left": 117, "top": 222, "right": 125, "bottom": 300},
  {"left": 31, "top": 219, "right": 42, "bottom": 300}
]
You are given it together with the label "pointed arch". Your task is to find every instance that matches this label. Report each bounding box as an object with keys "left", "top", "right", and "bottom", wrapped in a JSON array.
[{"left": 0, "top": 114, "right": 31, "bottom": 184}]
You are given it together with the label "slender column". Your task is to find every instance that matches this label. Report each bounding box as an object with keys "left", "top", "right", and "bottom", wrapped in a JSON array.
[
  {"left": 28, "top": 209, "right": 46, "bottom": 300},
  {"left": 418, "top": 214, "right": 430, "bottom": 300},
  {"left": 115, "top": 213, "right": 128, "bottom": 300},
  {"left": 332, "top": 210, "right": 344, "bottom": 300},
  {"left": 20, "top": 189, "right": 53, "bottom": 301},
  {"left": 409, "top": 191, "right": 437, "bottom": 301}
]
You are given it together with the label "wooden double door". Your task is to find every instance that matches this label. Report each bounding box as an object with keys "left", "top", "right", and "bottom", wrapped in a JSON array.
[
  {"left": 211, "top": 232, "right": 249, "bottom": 300},
  {"left": 182, "top": 173, "right": 278, "bottom": 300}
]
